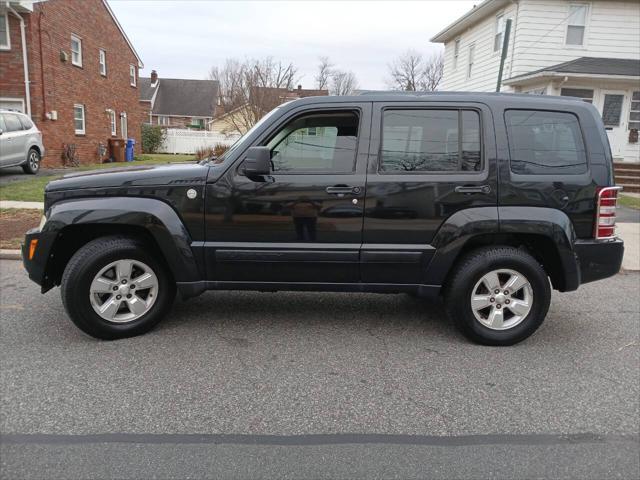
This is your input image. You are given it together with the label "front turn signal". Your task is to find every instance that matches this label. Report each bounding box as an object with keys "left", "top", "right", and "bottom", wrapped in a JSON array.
[{"left": 28, "top": 239, "right": 38, "bottom": 260}]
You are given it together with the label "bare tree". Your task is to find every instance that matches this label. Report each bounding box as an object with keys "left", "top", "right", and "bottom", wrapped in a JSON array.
[
  {"left": 420, "top": 52, "right": 444, "bottom": 92},
  {"left": 330, "top": 70, "right": 359, "bottom": 96},
  {"left": 387, "top": 50, "right": 423, "bottom": 91},
  {"left": 315, "top": 56, "right": 334, "bottom": 90},
  {"left": 209, "top": 57, "right": 300, "bottom": 133}
]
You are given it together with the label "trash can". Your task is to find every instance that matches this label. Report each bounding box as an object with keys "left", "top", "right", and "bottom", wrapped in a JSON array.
[
  {"left": 108, "top": 138, "right": 125, "bottom": 162},
  {"left": 125, "top": 138, "right": 135, "bottom": 162}
]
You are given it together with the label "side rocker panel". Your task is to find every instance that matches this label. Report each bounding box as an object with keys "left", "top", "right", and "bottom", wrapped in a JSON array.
[{"left": 43, "top": 197, "right": 202, "bottom": 286}]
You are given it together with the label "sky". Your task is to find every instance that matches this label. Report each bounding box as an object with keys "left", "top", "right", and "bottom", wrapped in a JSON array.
[{"left": 109, "top": 0, "right": 478, "bottom": 90}]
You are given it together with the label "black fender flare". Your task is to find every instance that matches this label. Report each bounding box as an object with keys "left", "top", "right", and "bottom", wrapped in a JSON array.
[
  {"left": 424, "top": 206, "right": 580, "bottom": 291},
  {"left": 44, "top": 197, "right": 202, "bottom": 284}
]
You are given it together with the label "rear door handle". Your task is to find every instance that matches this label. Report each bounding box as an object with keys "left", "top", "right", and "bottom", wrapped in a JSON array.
[
  {"left": 455, "top": 185, "right": 491, "bottom": 194},
  {"left": 326, "top": 185, "right": 361, "bottom": 196}
]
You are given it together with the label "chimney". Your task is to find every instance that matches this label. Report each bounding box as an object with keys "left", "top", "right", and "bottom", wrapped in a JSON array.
[{"left": 151, "top": 70, "right": 158, "bottom": 85}]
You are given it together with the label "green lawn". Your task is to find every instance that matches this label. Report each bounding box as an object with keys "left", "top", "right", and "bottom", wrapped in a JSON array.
[
  {"left": 0, "top": 154, "right": 195, "bottom": 202},
  {"left": 619, "top": 194, "right": 640, "bottom": 210}
]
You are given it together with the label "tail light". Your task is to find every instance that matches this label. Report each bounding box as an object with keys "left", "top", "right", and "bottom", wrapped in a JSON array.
[{"left": 594, "top": 186, "right": 622, "bottom": 239}]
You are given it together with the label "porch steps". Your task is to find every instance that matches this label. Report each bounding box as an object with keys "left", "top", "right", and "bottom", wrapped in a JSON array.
[{"left": 614, "top": 162, "right": 640, "bottom": 193}]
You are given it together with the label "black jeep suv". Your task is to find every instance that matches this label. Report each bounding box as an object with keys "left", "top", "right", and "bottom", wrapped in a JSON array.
[{"left": 22, "top": 93, "right": 624, "bottom": 345}]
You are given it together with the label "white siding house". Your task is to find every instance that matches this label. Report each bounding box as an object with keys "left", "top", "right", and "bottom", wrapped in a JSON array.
[{"left": 431, "top": 0, "right": 640, "bottom": 163}]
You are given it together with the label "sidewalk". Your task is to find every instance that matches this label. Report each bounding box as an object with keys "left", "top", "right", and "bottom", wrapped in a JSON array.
[{"left": 0, "top": 200, "right": 44, "bottom": 210}]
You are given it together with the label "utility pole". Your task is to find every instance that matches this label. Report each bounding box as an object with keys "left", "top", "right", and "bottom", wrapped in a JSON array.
[{"left": 496, "top": 18, "right": 512, "bottom": 93}]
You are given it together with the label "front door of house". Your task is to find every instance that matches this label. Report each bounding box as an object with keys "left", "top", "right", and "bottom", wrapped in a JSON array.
[{"left": 598, "top": 91, "right": 627, "bottom": 158}]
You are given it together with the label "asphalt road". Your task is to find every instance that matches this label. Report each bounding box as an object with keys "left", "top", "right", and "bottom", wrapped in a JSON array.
[{"left": 1, "top": 259, "right": 639, "bottom": 479}]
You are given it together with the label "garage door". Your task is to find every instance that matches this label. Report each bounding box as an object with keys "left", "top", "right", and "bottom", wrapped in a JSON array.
[{"left": 0, "top": 98, "right": 25, "bottom": 112}]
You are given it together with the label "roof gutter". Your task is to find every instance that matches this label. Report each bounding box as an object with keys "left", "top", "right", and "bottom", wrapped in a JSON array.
[
  {"left": 7, "top": 2, "right": 31, "bottom": 116},
  {"left": 503, "top": 71, "right": 640, "bottom": 85}
]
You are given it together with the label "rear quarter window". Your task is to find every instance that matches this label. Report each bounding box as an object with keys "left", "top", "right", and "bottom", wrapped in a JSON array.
[{"left": 504, "top": 110, "right": 587, "bottom": 175}]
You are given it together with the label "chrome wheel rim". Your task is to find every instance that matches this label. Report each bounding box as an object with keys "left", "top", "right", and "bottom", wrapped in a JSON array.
[
  {"left": 89, "top": 259, "right": 159, "bottom": 323},
  {"left": 471, "top": 269, "right": 533, "bottom": 330},
  {"left": 29, "top": 151, "right": 39, "bottom": 170}
]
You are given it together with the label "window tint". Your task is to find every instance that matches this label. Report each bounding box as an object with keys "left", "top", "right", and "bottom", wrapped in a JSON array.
[
  {"left": 505, "top": 110, "right": 587, "bottom": 175},
  {"left": 267, "top": 112, "right": 359, "bottom": 173},
  {"left": 380, "top": 109, "right": 481, "bottom": 173},
  {"left": 3, "top": 113, "right": 23, "bottom": 132},
  {"left": 19, "top": 115, "right": 34, "bottom": 130}
]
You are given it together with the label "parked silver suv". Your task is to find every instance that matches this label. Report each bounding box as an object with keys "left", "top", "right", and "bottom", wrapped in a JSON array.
[{"left": 0, "top": 110, "right": 45, "bottom": 174}]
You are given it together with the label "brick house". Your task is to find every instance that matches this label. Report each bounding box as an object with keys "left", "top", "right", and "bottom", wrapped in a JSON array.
[
  {"left": 139, "top": 70, "right": 220, "bottom": 130},
  {"left": 0, "top": 0, "right": 144, "bottom": 166}
]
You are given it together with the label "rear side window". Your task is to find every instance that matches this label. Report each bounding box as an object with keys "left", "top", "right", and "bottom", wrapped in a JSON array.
[
  {"left": 19, "top": 115, "right": 34, "bottom": 130},
  {"left": 505, "top": 110, "right": 587, "bottom": 175},
  {"left": 380, "top": 109, "right": 482, "bottom": 173},
  {"left": 3, "top": 113, "right": 23, "bottom": 132}
]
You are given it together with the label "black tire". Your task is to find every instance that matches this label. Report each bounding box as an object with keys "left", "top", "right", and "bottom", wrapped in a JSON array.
[
  {"left": 445, "top": 246, "right": 551, "bottom": 346},
  {"left": 22, "top": 148, "right": 40, "bottom": 174},
  {"left": 61, "top": 236, "right": 176, "bottom": 340}
]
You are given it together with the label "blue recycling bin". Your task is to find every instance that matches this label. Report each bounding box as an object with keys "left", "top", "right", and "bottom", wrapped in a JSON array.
[{"left": 125, "top": 138, "right": 135, "bottom": 162}]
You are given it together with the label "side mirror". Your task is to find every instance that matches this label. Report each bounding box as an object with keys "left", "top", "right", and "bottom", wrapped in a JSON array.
[{"left": 243, "top": 146, "right": 271, "bottom": 176}]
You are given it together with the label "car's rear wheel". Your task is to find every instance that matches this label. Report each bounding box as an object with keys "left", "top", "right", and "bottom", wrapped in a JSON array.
[
  {"left": 22, "top": 148, "right": 40, "bottom": 174},
  {"left": 61, "top": 236, "right": 176, "bottom": 340},
  {"left": 445, "top": 246, "right": 551, "bottom": 346}
]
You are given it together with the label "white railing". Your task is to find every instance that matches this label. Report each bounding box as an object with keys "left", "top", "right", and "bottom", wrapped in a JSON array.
[{"left": 159, "top": 129, "right": 241, "bottom": 154}]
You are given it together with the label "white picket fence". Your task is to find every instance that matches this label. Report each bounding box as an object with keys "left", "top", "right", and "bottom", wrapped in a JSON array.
[{"left": 159, "top": 129, "right": 241, "bottom": 154}]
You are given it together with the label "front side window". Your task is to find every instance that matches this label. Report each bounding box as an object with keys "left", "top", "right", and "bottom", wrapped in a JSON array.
[
  {"left": 266, "top": 111, "right": 359, "bottom": 174},
  {"left": 99, "top": 49, "right": 107, "bottom": 76},
  {"left": 129, "top": 65, "right": 137, "bottom": 86},
  {"left": 467, "top": 44, "right": 475, "bottom": 79},
  {"left": 0, "top": 12, "right": 10, "bottom": 50},
  {"left": 494, "top": 14, "right": 505, "bottom": 52},
  {"left": 3, "top": 113, "right": 23, "bottom": 132},
  {"left": 560, "top": 87, "right": 594, "bottom": 103},
  {"left": 566, "top": 4, "right": 588, "bottom": 45},
  {"left": 109, "top": 110, "right": 116, "bottom": 136},
  {"left": 380, "top": 109, "right": 482, "bottom": 173},
  {"left": 71, "top": 34, "right": 82, "bottom": 67},
  {"left": 505, "top": 110, "right": 587, "bottom": 175},
  {"left": 629, "top": 91, "right": 640, "bottom": 131},
  {"left": 74, "top": 104, "right": 85, "bottom": 134}
]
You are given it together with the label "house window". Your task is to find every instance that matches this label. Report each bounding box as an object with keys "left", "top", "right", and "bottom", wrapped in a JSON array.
[
  {"left": 380, "top": 109, "right": 482, "bottom": 173},
  {"left": 190, "top": 118, "right": 205, "bottom": 129},
  {"left": 129, "top": 65, "right": 136, "bottom": 86},
  {"left": 467, "top": 44, "right": 475, "bottom": 79},
  {"left": 560, "top": 88, "right": 594, "bottom": 103},
  {"left": 494, "top": 14, "right": 505, "bottom": 52},
  {"left": 109, "top": 110, "right": 116, "bottom": 136},
  {"left": 629, "top": 91, "right": 640, "bottom": 131},
  {"left": 453, "top": 38, "right": 460, "bottom": 69},
  {"left": 99, "top": 49, "right": 107, "bottom": 76},
  {"left": 120, "top": 112, "right": 128, "bottom": 139},
  {"left": 566, "top": 4, "right": 588, "bottom": 46},
  {"left": 158, "top": 116, "right": 169, "bottom": 126},
  {"left": 601, "top": 94, "right": 624, "bottom": 128},
  {"left": 524, "top": 88, "right": 546, "bottom": 95},
  {"left": 71, "top": 34, "right": 82, "bottom": 67},
  {"left": 0, "top": 12, "right": 10, "bottom": 50},
  {"left": 74, "top": 104, "right": 85, "bottom": 134}
]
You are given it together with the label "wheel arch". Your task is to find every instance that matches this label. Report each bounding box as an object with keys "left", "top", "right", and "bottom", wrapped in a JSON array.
[{"left": 41, "top": 197, "right": 203, "bottom": 291}]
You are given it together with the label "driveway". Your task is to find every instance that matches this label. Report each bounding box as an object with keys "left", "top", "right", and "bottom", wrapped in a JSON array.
[
  {"left": 0, "top": 166, "right": 67, "bottom": 186},
  {"left": 1, "top": 260, "right": 638, "bottom": 479}
]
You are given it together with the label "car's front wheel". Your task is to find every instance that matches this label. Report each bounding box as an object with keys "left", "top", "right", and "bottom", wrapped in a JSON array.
[
  {"left": 61, "top": 236, "right": 176, "bottom": 340},
  {"left": 22, "top": 148, "right": 40, "bottom": 174},
  {"left": 445, "top": 246, "right": 551, "bottom": 346}
]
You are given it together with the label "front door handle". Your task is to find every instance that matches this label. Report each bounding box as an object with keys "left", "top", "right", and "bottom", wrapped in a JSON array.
[
  {"left": 326, "top": 185, "right": 361, "bottom": 196},
  {"left": 455, "top": 185, "right": 491, "bottom": 194}
]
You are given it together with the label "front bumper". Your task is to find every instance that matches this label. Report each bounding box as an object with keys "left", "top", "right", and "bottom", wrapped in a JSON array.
[
  {"left": 574, "top": 237, "right": 624, "bottom": 285},
  {"left": 22, "top": 227, "right": 57, "bottom": 292}
]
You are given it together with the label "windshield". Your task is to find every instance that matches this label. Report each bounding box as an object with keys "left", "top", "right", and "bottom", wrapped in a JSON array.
[{"left": 211, "top": 107, "right": 281, "bottom": 165}]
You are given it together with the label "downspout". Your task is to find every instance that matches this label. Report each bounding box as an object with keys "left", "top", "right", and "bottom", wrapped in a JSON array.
[
  {"left": 38, "top": 9, "right": 46, "bottom": 120},
  {"left": 508, "top": 0, "right": 520, "bottom": 79},
  {"left": 7, "top": 4, "right": 31, "bottom": 116}
]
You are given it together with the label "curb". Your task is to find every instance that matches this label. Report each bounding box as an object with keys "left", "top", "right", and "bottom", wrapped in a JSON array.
[{"left": 0, "top": 249, "right": 22, "bottom": 260}]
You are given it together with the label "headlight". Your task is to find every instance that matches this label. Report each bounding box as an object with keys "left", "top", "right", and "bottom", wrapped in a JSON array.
[{"left": 38, "top": 215, "right": 47, "bottom": 231}]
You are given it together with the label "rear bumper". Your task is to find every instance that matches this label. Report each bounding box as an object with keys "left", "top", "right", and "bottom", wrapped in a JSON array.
[{"left": 574, "top": 237, "right": 624, "bottom": 285}]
